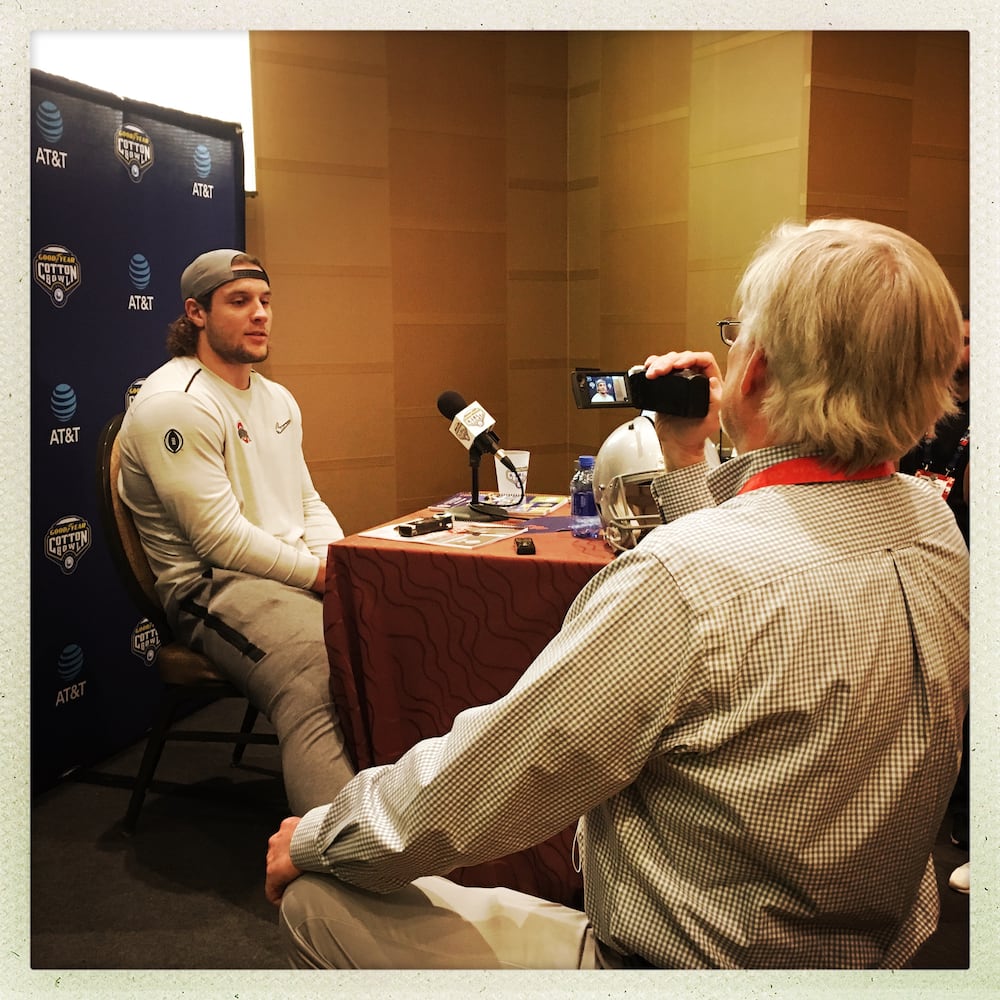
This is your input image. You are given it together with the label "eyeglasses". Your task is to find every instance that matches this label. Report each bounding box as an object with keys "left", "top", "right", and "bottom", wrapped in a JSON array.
[{"left": 717, "top": 319, "right": 741, "bottom": 347}]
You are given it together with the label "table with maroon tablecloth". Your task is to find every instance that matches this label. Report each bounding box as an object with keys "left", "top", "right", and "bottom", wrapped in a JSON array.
[{"left": 323, "top": 514, "right": 613, "bottom": 908}]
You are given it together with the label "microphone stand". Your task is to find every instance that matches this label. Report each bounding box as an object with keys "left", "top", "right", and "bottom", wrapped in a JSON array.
[{"left": 450, "top": 445, "right": 508, "bottom": 522}]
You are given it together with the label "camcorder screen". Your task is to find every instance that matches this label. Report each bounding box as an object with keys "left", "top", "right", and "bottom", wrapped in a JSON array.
[{"left": 571, "top": 371, "right": 634, "bottom": 409}]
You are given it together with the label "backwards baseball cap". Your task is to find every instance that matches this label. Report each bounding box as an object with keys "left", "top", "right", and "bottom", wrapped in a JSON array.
[{"left": 180, "top": 249, "right": 270, "bottom": 302}]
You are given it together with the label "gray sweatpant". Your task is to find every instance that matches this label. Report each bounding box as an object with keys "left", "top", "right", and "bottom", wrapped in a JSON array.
[{"left": 175, "top": 568, "right": 354, "bottom": 814}]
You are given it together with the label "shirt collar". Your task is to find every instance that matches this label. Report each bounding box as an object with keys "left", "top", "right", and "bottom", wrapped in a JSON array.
[{"left": 707, "top": 443, "right": 819, "bottom": 505}]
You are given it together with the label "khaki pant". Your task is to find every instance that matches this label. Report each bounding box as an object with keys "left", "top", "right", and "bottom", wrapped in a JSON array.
[
  {"left": 176, "top": 569, "right": 354, "bottom": 815},
  {"left": 279, "top": 873, "right": 600, "bottom": 970}
]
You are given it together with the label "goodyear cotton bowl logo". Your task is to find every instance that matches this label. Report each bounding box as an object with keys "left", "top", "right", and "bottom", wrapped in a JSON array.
[
  {"left": 115, "top": 122, "right": 154, "bottom": 182},
  {"left": 33, "top": 244, "right": 82, "bottom": 307},
  {"left": 131, "top": 618, "right": 162, "bottom": 665},
  {"left": 45, "top": 514, "right": 92, "bottom": 574}
]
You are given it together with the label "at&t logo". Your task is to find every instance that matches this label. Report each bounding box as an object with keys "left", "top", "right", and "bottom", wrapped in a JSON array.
[
  {"left": 192, "top": 144, "right": 214, "bottom": 199},
  {"left": 128, "top": 253, "right": 155, "bottom": 311},
  {"left": 55, "top": 643, "right": 88, "bottom": 706},
  {"left": 44, "top": 515, "right": 92, "bottom": 574},
  {"left": 115, "top": 123, "right": 154, "bottom": 182},
  {"left": 33, "top": 244, "right": 81, "bottom": 308},
  {"left": 49, "top": 383, "right": 81, "bottom": 446},
  {"left": 35, "top": 99, "right": 68, "bottom": 169}
]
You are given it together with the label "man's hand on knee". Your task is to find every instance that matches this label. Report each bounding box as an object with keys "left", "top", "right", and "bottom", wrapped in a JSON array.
[{"left": 266, "top": 815, "right": 304, "bottom": 907}]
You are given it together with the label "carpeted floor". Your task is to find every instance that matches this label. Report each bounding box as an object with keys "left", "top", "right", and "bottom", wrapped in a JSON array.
[{"left": 29, "top": 697, "right": 970, "bottom": 973}]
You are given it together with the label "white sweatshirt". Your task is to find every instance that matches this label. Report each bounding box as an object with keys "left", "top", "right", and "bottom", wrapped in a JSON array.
[{"left": 117, "top": 356, "right": 343, "bottom": 620}]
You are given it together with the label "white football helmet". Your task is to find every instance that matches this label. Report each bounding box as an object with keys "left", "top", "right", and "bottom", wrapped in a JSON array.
[{"left": 594, "top": 414, "right": 720, "bottom": 553}]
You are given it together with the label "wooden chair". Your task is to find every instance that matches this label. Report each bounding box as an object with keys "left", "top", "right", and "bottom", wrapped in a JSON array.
[{"left": 96, "top": 412, "right": 278, "bottom": 833}]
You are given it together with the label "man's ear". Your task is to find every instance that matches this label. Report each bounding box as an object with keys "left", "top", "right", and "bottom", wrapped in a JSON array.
[
  {"left": 740, "top": 348, "right": 768, "bottom": 398},
  {"left": 184, "top": 297, "right": 207, "bottom": 328}
]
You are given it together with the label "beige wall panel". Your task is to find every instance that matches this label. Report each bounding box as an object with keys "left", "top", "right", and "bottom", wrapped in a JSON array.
[
  {"left": 386, "top": 32, "right": 506, "bottom": 135},
  {"left": 389, "top": 130, "right": 506, "bottom": 224},
  {"left": 568, "top": 277, "right": 601, "bottom": 361},
  {"left": 507, "top": 366, "right": 565, "bottom": 448},
  {"left": 807, "top": 89, "right": 912, "bottom": 197},
  {"left": 507, "top": 280, "right": 567, "bottom": 359},
  {"left": 568, "top": 184, "right": 600, "bottom": 272},
  {"left": 688, "top": 152, "right": 804, "bottom": 263},
  {"left": 911, "top": 33, "right": 968, "bottom": 149},
  {"left": 252, "top": 30, "right": 387, "bottom": 64},
  {"left": 601, "top": 32, "right": 691, "bottom": 131},
  {"left": 601, "top": 119, "right": 689, "bottom": 232},
  {"left": 938, "top": 264, "right": 970, "bottom": 309},
  {"left": 568, "top": 89, "right": 601, "bottom": 181},
  {"left": 506, "top": 31, "right": 568, "bottom": 89},
  {"left": 263, "top": 274, "right": 392, "bottom": 367},
  {"left": 313, "top": 466, "right": 397, "bottom": 537},
  {"left": 507, "top": 94, "right": 567, "bottom": 182},
  {"left": 568, "top": 32, "right": 602, "bottom": 89},
  {"left": 244, "top": 190, "right": 261, "bottom": 251},
  {"left": 393, "top": 323, "right": 508, "bottom": 411},
  {"left": 507, "top": 189, "right": 567, "bottom": 272},
  {"left": 601, "top": 222, "right": 687, "bottom": 322},
  {"left": 279, "top": 371, "right": 395, "bottom": 460},
  {"left": 690, "top": 33, "right": 809, "bottom": 159},
  {"left": 805, "top": 202, "right": 909, "bottom": 230},
  {"left": 810, "top": 30, "right": 916, "bottom": 84},
  {"left": 254, "top": 169, "right": 390, "bottom": 268},
  {"left": 908, "top": 156, "right": 970, "bottom": 258},
  {"left": 391, "top": 230, "right": 506, "bottom": 316},
  {"left": 603, "top": 321, "right": 684, "bottom": 367},
  {"left": 252, "top": 64, "right": 388, "bottom": 166}
]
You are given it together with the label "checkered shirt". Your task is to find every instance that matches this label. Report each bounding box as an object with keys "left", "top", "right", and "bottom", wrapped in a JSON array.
[{"left": 292, "top": 444, "right": 968, "bottom": 968}]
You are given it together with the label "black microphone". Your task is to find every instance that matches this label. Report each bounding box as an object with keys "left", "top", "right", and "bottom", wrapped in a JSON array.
[{"left": 436, "top": 391, "right": 517, "bottom": 472}]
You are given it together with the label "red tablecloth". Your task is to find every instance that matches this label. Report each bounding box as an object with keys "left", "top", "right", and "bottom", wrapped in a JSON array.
[{"left": 323, "top": 515, "right": 613, "bottom": 907}]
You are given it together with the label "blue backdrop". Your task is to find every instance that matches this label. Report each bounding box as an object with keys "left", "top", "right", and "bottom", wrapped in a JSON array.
[{"left": 31, "top": 69, "right": 246, "bottom": 792}]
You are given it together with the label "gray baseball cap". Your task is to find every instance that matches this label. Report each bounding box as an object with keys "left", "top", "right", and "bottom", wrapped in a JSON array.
[{"left": 180, "top": 249, "right": 270, "bottom": 302}]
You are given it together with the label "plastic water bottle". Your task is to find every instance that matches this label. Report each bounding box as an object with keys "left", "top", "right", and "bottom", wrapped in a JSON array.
[{"left": 570, "top": 455, "right": 601, "bottom": 538}]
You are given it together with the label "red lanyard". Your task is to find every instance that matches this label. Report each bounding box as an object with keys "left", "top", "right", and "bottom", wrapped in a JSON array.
[{"left": 737, "top": 457, "right": 895, "bottom": 496}]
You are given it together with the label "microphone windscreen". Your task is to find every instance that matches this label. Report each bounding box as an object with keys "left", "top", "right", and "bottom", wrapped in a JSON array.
[{"left": 436, "top": 390, "right": 467, "bottom": 420}]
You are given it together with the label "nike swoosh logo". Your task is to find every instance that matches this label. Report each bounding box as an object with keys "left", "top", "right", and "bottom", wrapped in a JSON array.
[{"left": 275, "top": 419, "right": 292, "bottom": 434}]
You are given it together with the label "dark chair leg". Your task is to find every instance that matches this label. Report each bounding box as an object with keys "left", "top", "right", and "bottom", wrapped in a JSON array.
[
  {"left": 121, "top": 688, "right": 185, "bottom": 835},
  {"left": 231, "top": 705, "right": 262, "bottom": 765}
]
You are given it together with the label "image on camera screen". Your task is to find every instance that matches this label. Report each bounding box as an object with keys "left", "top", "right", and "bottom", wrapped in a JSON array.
[{"left": 572, "top": 371, "right": 632, "bottom": 409}]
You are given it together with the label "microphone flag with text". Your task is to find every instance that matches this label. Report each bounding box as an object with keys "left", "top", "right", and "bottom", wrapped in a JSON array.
[{"left": 436, "top": 391, "right": 518, "bottom": 472}]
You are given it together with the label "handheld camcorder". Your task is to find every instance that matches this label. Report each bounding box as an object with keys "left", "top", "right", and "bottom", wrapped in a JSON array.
[{"left": 571, "top": 366, "right": 709, "bottom": 418}]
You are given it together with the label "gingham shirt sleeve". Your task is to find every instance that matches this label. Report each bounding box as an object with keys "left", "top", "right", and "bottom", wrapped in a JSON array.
[{"left": 289, "top": 547, "right": 701, "bottom": 891}]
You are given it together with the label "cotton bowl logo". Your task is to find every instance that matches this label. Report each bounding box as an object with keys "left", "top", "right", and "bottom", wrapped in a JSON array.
[
  {"left": 194, "top": 144, "right": 212, "bottom": 178},
  {"left": 129, "top": 253, "right": 152, "bottom": 290},
  {"left": 36, "top": 100, "right": 64, "bottom": 144},
  {"left": 33, "top": 244, "right": 82, "bottom": 307},
  {"left": 115, "top": 122, "right": 154, "bottom": 182},
  {"left": 45, "top": 514, "right": 92, "bottom": 574},
  {"left": 131, "top": 618, "right": 162, "bottom": 665},
  {"left": 50, "top": 383, "right": 78, "bottom": 422}
]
